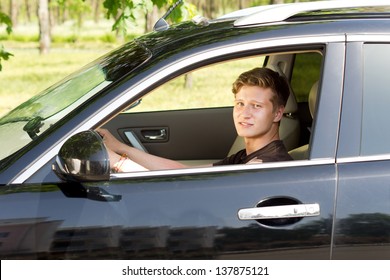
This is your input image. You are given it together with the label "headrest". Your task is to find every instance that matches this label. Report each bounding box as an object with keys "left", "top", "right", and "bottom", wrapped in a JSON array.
[
  {"left": 266, "top": 64, "right": 298, "bottom": 114},
  {"left": 308, "top": 80, "right": 319, "bottom": 118},
  {"left": 284, "top": 89, "right": 298, "bottom": 114}
]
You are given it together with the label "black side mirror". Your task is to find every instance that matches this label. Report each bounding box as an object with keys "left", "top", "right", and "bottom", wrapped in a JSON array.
[{"left": 53, "top": 130, "right": 110, "bottom": 182}]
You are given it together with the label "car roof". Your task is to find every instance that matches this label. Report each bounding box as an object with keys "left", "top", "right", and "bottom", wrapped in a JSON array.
[
  {"left": 137, "top": 1, "right": 390, "bottom": 58},
  {"left": 217, "top": 0, "right": 390, "bottom": 26}
]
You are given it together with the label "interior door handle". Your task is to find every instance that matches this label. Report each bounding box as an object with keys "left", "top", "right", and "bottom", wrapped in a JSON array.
[
  {"left": 143, "top": 128, "right": 167, "bottom": 140},
  {"left": 238, "top": 203, "right": 320, "bottom": 220}
]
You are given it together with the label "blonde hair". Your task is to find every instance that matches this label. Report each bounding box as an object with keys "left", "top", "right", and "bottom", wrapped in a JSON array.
[{"left": 232, "top": 67, "right": 290, "bottom": 110}]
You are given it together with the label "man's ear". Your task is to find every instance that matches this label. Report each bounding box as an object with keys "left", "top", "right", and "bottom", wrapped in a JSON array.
[{"left": 273, "top": 105, "right": 285, "bottom": 123}]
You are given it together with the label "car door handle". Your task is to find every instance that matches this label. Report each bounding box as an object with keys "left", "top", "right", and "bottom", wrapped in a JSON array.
[
  {"left": 238, "top": 203, "right": 320, "bottom": 220},
  {"left": 142, "top": 128, "right": 167, "bottom": 140}
]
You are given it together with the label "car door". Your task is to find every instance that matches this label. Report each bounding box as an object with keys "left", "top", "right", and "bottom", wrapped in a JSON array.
[
  {"left": 333, "top": 39, "right": 390, "bottom": 259},
  {"left": 103, "top": 108, "right": 236, "bottom": 163},
  {"left": 2, "top": 38, "right": 344, "bottom": 260}
]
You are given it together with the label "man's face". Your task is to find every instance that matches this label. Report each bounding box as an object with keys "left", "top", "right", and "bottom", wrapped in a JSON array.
[{"left": 233, "top": 85, "right": 283, "bottom": 140}]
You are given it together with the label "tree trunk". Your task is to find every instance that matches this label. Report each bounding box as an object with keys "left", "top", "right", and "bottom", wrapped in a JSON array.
[
  {"left": 184, "top": 73, "right": 193, "bottom": 89},
  {"left": 204, "top": 0, "right": 216, "bottom": 19},
  {"left": 238, "top": 0, "right": 244, "bottom": 10},
  {"left": 24, "top": 0, "right": 32, "bottom": 22},
  {"left": 38, "top": 0, "right": 51, "bottom": 55},
  {"left": 145, "top": 5, "right": 159, "bottom": 33},
  {"left": 93, "top": 0, "right": 101, "bottom": 23},
  {"left": 10, "top": 0, "right": 19, "bottom": 27}
]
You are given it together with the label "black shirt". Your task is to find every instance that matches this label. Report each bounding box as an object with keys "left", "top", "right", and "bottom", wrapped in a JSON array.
[{"left": 213, "top": 140, "right": 292, "bottom": 166}]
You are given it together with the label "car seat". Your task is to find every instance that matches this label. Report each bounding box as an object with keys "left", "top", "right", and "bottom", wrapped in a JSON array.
[{"left": 288, "top": 80, "right": 319, "bottom": 160}]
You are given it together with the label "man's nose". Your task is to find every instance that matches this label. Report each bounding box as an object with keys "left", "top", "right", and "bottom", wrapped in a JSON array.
[{"left": 241, "top": 105, "right": 252, "bottom": 117}]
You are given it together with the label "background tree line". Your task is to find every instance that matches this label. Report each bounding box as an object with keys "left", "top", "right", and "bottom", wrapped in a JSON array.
[{"left": 0, "top": 0, "right": 310, "bottom": 70}]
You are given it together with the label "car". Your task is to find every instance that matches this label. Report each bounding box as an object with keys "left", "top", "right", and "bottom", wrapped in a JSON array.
[{"left": 0, "top": 0, "right": 389, "bottom": 260}]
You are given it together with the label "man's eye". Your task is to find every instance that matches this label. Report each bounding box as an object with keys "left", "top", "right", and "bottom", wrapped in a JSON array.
[{"left": 254, "top": 104, "right": 262, "bottom": 109}]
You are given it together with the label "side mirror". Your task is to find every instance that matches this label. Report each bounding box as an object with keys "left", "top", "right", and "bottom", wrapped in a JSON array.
[{"left": 53, "top": 130, "right": 110, "bottom": 182}]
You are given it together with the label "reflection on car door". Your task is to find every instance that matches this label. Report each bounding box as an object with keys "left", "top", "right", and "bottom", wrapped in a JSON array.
[
  {"left": 107, "top": 163, "right": 337, "bottom": 259},
  {"left": 0, "top": 163, "right": 336, "bottom": 259}
]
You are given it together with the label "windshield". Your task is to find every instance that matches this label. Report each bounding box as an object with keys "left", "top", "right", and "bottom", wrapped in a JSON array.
[
  {"left": 0, "top": 64, "right": 111, "bottom": 160},
  {"left": 0, "top": 39, "right": 152, "bottom": 166}
]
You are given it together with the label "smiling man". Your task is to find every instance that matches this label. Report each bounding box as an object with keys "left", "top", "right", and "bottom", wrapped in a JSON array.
[{"left": 213, "top": 67, "right": 293, "bottom": 165}]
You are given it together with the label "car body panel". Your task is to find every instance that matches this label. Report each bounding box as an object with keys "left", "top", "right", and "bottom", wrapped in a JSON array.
[
  {"left": 333, "top": 161, "right": 390, "bottom": 259},
  {"left": 1, "top": 163, "right": 336, "bottom": 259},
  {"left": 332, "top": 37, "right": 390, "bottom": 259}
]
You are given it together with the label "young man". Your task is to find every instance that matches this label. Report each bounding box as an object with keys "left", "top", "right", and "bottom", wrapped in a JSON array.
[
  {"left": 97, "top": 67, "right": 292, "bottom": 172},
  {"left": 213, "top": 67, "right": 292, "bottom": 165}
]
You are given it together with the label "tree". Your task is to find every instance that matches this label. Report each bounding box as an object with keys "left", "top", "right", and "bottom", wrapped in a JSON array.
[
  {"left": 1, "top": 0, "right": 292, "bottom": 70},
  {"left": 145, "top": 4, "right": 159, "bottom": 33},
  {"left": 10, "top": 0, "right": 20, "bottom": 27},
  {"left": 92, "top": 0, "right": 102, "bottom": 23},
  {"left": 0, "top": 11, "right": 13, "bottom": 71},
  {"left": 103, "top": 0, "right": 197, "bottom": 36},
  {"left": 24, "top": 0, "right": 33, "bottom": 23},
  {"left": 63, "top": 0, "right": 91, "bottom": 28},
  {"left": 38, "top": 0, "right": 50, "bottom": 54}
]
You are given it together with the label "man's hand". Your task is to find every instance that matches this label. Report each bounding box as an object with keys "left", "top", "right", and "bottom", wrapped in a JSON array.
[{"left": 96, "top": 128, "right": 123, "bottom": 154}]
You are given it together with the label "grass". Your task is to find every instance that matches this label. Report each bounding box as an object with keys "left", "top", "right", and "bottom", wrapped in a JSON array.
[
  {"left": 132, "top": 57, "right": 264, "bottom": 112},
  {"left": 0, "top": 19, "right": 125, "bottom": 117},
  {"left": 0, "top": 48, "right": 262, "bottom": 117},
  {"left": 0, "top": 47, "right": 112, "bottom": 117}
]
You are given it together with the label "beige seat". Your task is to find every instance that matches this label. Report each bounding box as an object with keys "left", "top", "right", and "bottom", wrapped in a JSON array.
[
  {"left": 228, "top": 67, "right": 300, "bottom": 156},
  {"left": 289, "top": 80, "right": 319, "bottom": 160}
]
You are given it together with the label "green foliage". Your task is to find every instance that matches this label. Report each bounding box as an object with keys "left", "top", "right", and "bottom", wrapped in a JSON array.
[
  {"left": 165, "top": 0, "right": 198, "bottom": 22},
  {"left": 103, "top": 0, "right": 137, "bottom": 35},
  {"left": 0, "top": 12, "right": 12, "bottom": 34},
  {"left": 0, "top": 12, "right": 13, "bottom": 71},
  {"left": 0, "top": 33, "right": 39, "bottom": 42},
  {"left": 152, "top": 0, "right": 168, "bottom": 9},
  {"left": 103, "top": 0, "right": 196, "bottom": 35},
  {"left": 153, "top": 0, "right": 198, "bottom": 22},
  {"left": 51, "top": 0, "right": 91, "bottom": 27},
  {"left": 0, "top": 45, "right": 13, "bottom": 71}
]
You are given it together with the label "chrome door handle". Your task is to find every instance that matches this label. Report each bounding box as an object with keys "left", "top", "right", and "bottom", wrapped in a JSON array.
[
  {"left": 238, "top": 203, "right": 320, "bottom": 220},
  {"left": 143, "top": 128, "right": 167, "bottom": 140}
]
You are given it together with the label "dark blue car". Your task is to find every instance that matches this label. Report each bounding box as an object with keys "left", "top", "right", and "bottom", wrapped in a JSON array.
[{"left": 0, "top": 0, "right": 389, "bottom": 259}]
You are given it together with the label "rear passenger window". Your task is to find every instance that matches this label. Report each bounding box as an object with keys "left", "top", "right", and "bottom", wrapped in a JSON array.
[
  {"left": 361, "top": 44, "right": 390, "bottom": 155},
  {"left": 290, "top": 52, "right": 322, "bottom": 148},
  {"left": 291, "top": 52, "right": 322, "bottom": 103}
]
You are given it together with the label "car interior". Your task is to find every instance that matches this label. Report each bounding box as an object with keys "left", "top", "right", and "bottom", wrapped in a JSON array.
[{"left": 102, "top": 50, "right": 323, "bottom": 170}]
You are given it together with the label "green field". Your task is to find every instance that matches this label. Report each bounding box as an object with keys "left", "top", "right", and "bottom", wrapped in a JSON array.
[
  {"left": 0, "top": 20, "right": 123, "bottom": 117},
  {"left": 0, "top": 47, "right": 111, "bottom": 117}
]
